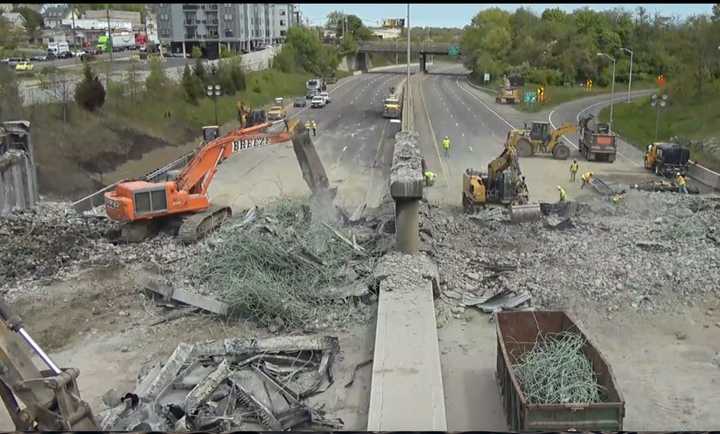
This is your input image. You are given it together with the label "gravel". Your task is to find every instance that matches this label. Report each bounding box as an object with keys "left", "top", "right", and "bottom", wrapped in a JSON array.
[{"left": 424, "top": 191, "right": 720, "bottom": 315}]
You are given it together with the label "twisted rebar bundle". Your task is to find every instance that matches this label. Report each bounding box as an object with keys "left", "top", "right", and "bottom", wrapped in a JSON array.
[{"left": 514, "top": 331, "right": 603, "bottom": 404}]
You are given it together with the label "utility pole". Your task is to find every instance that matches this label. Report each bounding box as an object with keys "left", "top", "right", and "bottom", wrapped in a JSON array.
[
  {"left": 106, "top": 5, "right": 112, "bottom": 98},
  {"left": 70, "top": 3, "right": 75, "bottom": 48}
]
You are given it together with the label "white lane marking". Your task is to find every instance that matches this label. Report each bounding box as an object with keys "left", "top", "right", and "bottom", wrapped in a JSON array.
[
  {"left": 419, "top": 74, "right": 451, "bottom": 194},
  {"left": 456, "top": 79, "right": 515, "bottom": 129}
]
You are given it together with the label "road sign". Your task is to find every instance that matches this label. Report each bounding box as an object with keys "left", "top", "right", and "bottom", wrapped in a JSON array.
[
  {"left": 483, "top": 73, "right": 490, "bottom": 83},
  {"left": 656, "top": 74, "right": 666, "bottom": 88},
  {"left": 448, "top": 46, "right": 460, "bottom": 56},
  {"left": 524, "top": 92, "right": 536, "bottom": 104}
]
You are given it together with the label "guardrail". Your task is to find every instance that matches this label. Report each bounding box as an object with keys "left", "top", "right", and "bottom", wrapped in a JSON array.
[{"left": 401, "top": 76, "right": 413, "bottom": 131}]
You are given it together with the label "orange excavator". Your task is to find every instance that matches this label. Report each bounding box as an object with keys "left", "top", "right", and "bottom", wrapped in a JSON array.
[{"left": 104, "top": 118, "right": 300, "bottom": 243}]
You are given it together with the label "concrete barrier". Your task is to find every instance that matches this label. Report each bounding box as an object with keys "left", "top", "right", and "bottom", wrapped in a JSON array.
[
  {"left": 367, "top": 252, "right": 447, "bottom": 430},
  {"left": 688, "top": 161, "right": 720, "bottom": 190}
]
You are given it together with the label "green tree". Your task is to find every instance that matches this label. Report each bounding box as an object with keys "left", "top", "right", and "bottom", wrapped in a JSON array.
[
  {"left": 13, "top": 6, "right": 43, "bottom": 43},
  {"left": 145, "top": 56, "right": 170, "bottom": 95},
  {"left": 181, "top": 64, "right": 201, "bottom": 104},
  {"left": 0, "top": 65, "right": 23, "bottom": 122},
  {"left": 75, "top": 63, "right": 106, "bottom": 112},
  {"left": 193, "top": 56, "right": 207, "bottom": 85}
]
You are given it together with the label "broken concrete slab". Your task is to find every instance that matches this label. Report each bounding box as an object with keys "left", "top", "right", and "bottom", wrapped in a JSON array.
[
  {"left": 147, "top": 285, "right": 229, "bottom": 316},
  {"left": 101, "top": 335, "right": 342, "bottom": 431}
]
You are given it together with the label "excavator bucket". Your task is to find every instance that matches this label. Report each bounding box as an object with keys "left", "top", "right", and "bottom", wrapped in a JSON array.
[{"left": 510, "top": 203, "right": 542, "bottom": 223}]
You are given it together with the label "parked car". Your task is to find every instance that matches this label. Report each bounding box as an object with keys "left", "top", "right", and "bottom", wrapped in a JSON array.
[
  {"left": 311, "top": 95, "right": 326, "bottom": 108},
  {"left": 72, "top": 50, "right": 87, "bottom": 57},
  {"left": 319, "top": 91, "right": 331, "bottom": 104},
  {"left": 267, "top": 105, "right": 287, "bottom": 121},
  {"left": 59, "top": 51, "right": 73, "bottom": 59},
  {"left": 15, "top": 61, "right": 34, "bottom": 72},
  {"left": 30, "top": 55, "right": 47, "bottom": 62},
  {"left": 7, "top": 58, "right": 24, "bottom": 66},
  {"left": 294, "top": 97, "right": 307, "bottom": 107}
]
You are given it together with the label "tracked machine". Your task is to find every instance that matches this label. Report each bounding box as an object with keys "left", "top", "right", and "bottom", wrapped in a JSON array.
[
  {"left": 462, "top": 142, "right": 530, "bottom": 210},
  {"left": 105, "top": 118, "right": 301, "bottom": 243}
]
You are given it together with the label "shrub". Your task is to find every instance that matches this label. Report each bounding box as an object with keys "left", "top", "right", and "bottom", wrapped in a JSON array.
[{"left": 74, "top": 63, "right": 105, "bottom": 111}]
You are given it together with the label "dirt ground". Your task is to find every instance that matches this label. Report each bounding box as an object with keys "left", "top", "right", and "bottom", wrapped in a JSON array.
[
  {"left": 438, "top": 299, "right": 720, "bottom": 431},
  {"left": 0, "top": 264, "right": 376, "bottom": 431}
]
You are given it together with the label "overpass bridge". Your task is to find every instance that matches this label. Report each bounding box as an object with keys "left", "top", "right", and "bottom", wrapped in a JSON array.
[{"left": 356, "top": 41, "right": 462, "bottom": 73}]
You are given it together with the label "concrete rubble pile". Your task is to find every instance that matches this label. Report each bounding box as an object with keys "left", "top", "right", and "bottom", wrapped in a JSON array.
[
  {"left": 0, "top": 202, "right": 188, "bottom": 295},
  {"left": 100, "top": 335, "right": 343, "bottom": 432},
  {"left": 423, "top": 190, "right": 720, "bottom": 315}
]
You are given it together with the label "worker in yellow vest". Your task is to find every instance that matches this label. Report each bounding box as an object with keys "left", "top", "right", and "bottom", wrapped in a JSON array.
[{"left": 557, "top": 185, "right": 567, "bottom": 202}]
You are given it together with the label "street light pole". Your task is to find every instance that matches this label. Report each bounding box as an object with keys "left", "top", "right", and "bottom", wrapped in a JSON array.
[
  {"left": 597, "top": 52, "right": 616, "bottom": 131},
  {"left": 406, "top": 3, "right": 410, "bottom": 87},
  {"left": 621, "top": 47, "right": 633, "bottom": 103},
  {"left": 207, "top": 84, "right": 221, "bottom": 125}
]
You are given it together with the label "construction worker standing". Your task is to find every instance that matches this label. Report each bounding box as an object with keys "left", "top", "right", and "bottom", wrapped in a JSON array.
[
  {"left": 569, "top": 160, "right": 579, "bottom": 182},
  {"left": 675, "top": 172, "right": 688, "bottom": 194},
  {"left": 557, "top": 185, "right": 567, "bottom": 202},
  {"left": 424, "top": 170, "right": 436, "bottom": 187},
  {"left": 580, "top": 171, "right": 593, "bottom": 189},
  {"left": 441, "top": 136, "right": 451, "bottom": 158},
  {"left": 311, "top": 120, "right": 318, "bottom": 136}
]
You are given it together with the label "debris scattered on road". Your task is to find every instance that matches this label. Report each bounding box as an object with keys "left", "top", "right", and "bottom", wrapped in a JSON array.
[
  {"left": 182, "top": 197, "right": 383, "bottom": 329},
  {"left": 100, "top": 335, "right": 342, "bottom": 431}
]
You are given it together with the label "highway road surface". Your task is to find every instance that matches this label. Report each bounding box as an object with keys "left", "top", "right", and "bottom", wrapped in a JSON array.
[{"left": 209, "top": 66, "right": 418, "bottom": 214}]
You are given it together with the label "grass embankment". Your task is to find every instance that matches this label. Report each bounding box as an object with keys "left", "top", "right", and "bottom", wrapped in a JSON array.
[
  {"left": 469, "top": 75, "right": 653, "bottom": 112},
  {"left": 598, "top": 95, "right": 720, "bottom": 171},
  {"left": 30, "top": 68, "right": 313, "bottom": 198}
]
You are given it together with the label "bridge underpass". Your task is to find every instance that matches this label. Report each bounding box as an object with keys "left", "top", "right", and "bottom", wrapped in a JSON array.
[{"left": 357, "top": 41, "right": 465, "bottom": 74}]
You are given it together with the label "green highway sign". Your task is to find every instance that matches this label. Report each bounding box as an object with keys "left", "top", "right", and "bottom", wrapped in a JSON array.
[{"left": 448, "top": 46, "right": 460, "bottom": 56}]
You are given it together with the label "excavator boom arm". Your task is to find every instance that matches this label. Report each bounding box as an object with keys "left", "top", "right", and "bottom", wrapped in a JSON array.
[{"left": 176, "top": 120, "right": 296, "bottom": 195}]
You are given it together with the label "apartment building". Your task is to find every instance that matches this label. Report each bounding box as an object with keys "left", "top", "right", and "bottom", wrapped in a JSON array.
[{"left": 156, "top": 3, "right": 295, "bottom": 58}]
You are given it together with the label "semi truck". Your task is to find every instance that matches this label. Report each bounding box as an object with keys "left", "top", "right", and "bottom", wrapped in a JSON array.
[
  {"left": 382, "top": 86, "right": 403, "bottom": 119},
  {"left": 97, "top": 32, "right": 135, "bottom": 53}
]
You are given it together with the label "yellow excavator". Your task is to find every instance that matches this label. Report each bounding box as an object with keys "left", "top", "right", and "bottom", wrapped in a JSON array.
[
  {"left": 506, "top": 121, "right": 575, "bottom": 160},
  {"left": 462, "top": 141, "right": 529, "bottom": 211}
]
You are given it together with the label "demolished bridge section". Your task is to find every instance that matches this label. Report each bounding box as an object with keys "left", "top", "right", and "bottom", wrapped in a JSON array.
[{"left": 0, "top": 121, "right": 38, "bottom": 215}]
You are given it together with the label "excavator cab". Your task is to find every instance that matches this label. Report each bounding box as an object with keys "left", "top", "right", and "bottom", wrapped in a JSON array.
[
  {"left": 202, "top": 126, "right": 220, "bottom": 143},
  {"left": 529, "top": 122, "right": 550, "bottom": 142}
]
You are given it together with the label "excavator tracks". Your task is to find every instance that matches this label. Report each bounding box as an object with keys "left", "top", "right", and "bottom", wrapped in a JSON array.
[{"left": 178, "top": 205, "right": 232, "bottom": 243}]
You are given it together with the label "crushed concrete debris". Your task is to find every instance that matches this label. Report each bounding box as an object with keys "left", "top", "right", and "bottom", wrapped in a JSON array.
[
  {"left": 424, "top": 191, "right": 720, "bottom": 314},
  {"left": 0, "top": 202, "right": 188, "bottom": 297},
  {"left": 100, "top": 335, "right": 342, "bottom": 432}
]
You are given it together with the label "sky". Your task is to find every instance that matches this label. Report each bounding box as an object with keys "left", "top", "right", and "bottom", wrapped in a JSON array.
[{"left": 298, "top": 3, "right": 715, "bottom": 28}]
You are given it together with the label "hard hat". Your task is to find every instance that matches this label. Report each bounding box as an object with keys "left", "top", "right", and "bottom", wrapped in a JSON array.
[{"left": 557, "top": 185, "right": 562, "bottom": 190}]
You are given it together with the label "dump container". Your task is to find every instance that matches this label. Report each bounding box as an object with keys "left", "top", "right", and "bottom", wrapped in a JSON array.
[{"left": 496, "top": 311, "right": 625, "bottom": 431}]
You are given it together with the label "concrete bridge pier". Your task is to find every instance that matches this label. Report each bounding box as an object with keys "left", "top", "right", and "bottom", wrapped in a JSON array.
[{"left": 389, "top": 131, "right": 424, "bottom": 253}]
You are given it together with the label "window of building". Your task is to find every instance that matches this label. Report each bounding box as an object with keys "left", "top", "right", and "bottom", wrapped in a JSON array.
[
  {"left": 224, "top": 28, "right": 233, "bottom": 37},
  {"left": 280, "top": 19, "right": 285, "bottom": 26},
  {"left": 280, "top": 30, "right": 286, "bottom": 36},
  {"left": 280, "top": 10, "right": 286, "bottom": 16}
]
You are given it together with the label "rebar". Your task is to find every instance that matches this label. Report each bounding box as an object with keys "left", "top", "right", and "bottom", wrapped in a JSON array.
[
  {"left": 186, "top": 197, "right": 374, "bottom": 329},
  {"left": 513, "top": 331, "right": 603, "bottom": 404}
]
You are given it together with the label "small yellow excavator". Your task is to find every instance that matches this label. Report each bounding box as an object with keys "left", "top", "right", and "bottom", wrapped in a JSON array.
[
  {"left": 506, "top": 121, "right": 575, "bottom": 160},
  {"left": 0, "top": 300, "right": 99, "bottom": 430},
  {"left": 462, "top": 141, "right": 529, "bottom": 211}
]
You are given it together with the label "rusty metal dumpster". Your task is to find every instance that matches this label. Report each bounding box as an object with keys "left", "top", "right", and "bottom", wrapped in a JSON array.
[{"left": 496, "top": 310, "right": 625, "bottom": 431}]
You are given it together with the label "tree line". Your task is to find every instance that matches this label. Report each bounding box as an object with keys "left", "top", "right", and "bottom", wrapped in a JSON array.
[{"left": 461, "top": 5, "right": 720, "bottom": 99}]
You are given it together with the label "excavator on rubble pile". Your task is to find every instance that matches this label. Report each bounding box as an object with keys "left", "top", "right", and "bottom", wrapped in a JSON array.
[
  {"left": 462, "top": 141, "right": 530, "bottom": 211},
  {"left": 0, "top": 299, "right": 99, "bottom": 430},
  {"left": 105, "top": 116, "right": 304, "bottom": 243}
]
